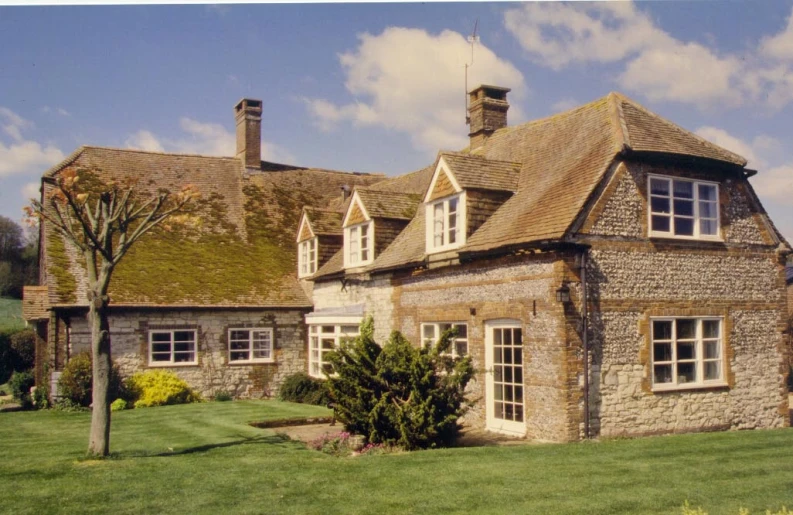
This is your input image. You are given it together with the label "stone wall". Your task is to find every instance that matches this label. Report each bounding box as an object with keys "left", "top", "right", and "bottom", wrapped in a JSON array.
[
  {"left": 581, "top": 159, "right": 789, "bottom": 438},
  {"left": 312, "top": 276, "right": 396, "bottom": 344},
  {"left": 312, "top": 253, "right": 575, "bottom": 441},
  {"left": 585, "top": 161, "right": 768, "bottom": 245},
  {"left": 67, "top": 308, "right": 308, "bottom": 399}
]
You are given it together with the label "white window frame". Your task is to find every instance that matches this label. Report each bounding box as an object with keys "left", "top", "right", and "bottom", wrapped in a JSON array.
[
  {"left": 650, "top": 317, "right": 726, "bottom": 392},
  {"left": 298, "top": 237, "right": 318, "bottom": 278},
  {"left": 426, "top": 192, "right": 467, "bottom": 253},
  {"left": 308, "top": 322, "right": 361, "bottom": 378},
  {"left": 420, "top": 322, "right": 468, "bottom": 358},
  {"left": 648, "top": 174, "right": 721, "bottom": 240},
  {"left": 228, "top": 328, "right": 274, "bottom": 364},
  {"left": 344, "top": 221, "right": 374, "bottom": 268},
  {"left": 148, "top": 329, "right": 198, "bottom": 366}
]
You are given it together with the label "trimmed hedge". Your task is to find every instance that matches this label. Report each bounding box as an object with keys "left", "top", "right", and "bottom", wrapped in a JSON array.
[{"left": 278, "top": 373, "right": 331, "bottom": 406}]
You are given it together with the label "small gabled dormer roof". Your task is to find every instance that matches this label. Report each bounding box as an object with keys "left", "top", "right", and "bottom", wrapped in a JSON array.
[
  {"left": 343, "top": 188, "right": 422, "bottom": 227},
  {"left": 297, "top": 207, "right": 343, "bottom": 242},
  {"left": 427, "top": 152, "right": 520, "bottom": 201}
]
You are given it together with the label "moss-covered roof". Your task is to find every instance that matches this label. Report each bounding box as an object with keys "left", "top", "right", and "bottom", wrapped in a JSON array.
[{"left": 42, "top": 146, "right": 383, "bottom": 307}]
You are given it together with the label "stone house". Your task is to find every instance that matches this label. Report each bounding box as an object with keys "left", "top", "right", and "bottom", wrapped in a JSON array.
[
  {"left": 298, "top": 86, "right": 791, "bottom": 441},
  {"left": 24, "top": 99, "right": 384, "bottom": 399},
  {"left": 25, "top": 87, "right": 790, "bottom": 441}
]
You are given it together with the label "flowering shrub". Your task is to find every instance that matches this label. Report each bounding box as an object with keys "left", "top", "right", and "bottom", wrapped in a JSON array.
[
  {"left": 308, "top": 432, "right": 362, "bottom": 457},
  {"left": 126, "top": 370, "right": 200, "bottom": 408}
]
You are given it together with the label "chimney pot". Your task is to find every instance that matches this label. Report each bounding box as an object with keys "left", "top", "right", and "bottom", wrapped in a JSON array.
[{"left": 235, "top": 98, "right": 262, "bottom": 170}]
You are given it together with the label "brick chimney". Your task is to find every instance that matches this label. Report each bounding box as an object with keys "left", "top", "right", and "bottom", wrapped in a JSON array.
[
  {"left": 468, "top": 85, "right": 510, "bottom": 149},
  {"left": 234, "top": 98, "right": 262, "bottom": 170}
]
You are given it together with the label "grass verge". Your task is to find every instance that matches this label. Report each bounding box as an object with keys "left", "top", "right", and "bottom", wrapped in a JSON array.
[{"left": 1, "top": 401, "right": 792, "bottom": 514}]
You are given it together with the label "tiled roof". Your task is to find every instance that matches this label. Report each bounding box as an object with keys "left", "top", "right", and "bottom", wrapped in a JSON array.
[
  {"left": 369, "top": 208, "right": 427, "bottom": 272},
  {"left": 615, "top": 94, "right": 747, "bottom": 166},
  {"left": 356, "top": 189, "right": 422, "bottom": 220},
  {"left": 357, "top": 91, "right": 752, "bottom": 267},
  {"left": 304, "top": 207, "right": 343, "bottom": 236},
  {"left": 42, "top": 146, "right": 382, "bottom": 307},
  {"left": 440, "top": 151, "right": 520, "bottom": 192},
  {"left": 314, "top": 246, "right": 345, "bottom": 278},
  {"left": 312, "top": 166, "right": 434, "bottom": 279},
  {"left": 22, "top": 286, "right": 49, "bottom": 320}
]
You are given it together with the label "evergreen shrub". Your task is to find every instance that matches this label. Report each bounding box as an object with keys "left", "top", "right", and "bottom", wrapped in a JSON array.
[
  {"left": 58, "top": 352, "right": 125, "bottom": 407},
  {"left": 9, "top": 370, "right": 35, "bottom": 407},
  {"left": 279, "top": 373, "right": 330, "bottom": 406},
  {"left": 9, "top": 329, "right": 35, "bottom": 371},
  {"left": 126, "top": 369, "right": 200, "bottom": 408},
  {"left": 327, "top": 318, "right": 475, "bottom": 450}
]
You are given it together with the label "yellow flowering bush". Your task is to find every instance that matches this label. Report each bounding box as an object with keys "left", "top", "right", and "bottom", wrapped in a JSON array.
[{"left": 126, "top": 370, "right": 201, "bottom": 408}]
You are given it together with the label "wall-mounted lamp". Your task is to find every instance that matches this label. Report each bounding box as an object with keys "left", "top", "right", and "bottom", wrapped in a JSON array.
[{"left": 555, "top": 284, "right": 571, "bottom": 304}]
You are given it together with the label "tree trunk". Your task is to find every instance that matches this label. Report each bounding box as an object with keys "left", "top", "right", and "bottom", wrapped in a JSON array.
[{"left": 87, "top": 293, "right": 112, "bottom": 457}]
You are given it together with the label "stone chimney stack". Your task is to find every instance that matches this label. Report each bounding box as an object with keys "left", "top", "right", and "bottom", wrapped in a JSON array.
[
  {"left": 467, "top": 85, "right": 510, "bottom": 150},
  {"left": 234, "top": 98, "right": 262, "bottom": 170}
]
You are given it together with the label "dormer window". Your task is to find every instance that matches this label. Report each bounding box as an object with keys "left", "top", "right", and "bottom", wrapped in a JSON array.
[
  {"left": 298, "top": 237, "right": 318, "bottom": 277},
  {"left": 648, "top": 175, "right": 720, "bottom": 240},
  {"left": 345, "top": 222, "right": 373, "bottom": 267},
  {"left": 426, "top": 193, "right": 466, "bottom": 253}
]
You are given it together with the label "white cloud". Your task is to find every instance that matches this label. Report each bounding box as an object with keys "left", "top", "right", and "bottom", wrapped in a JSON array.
[
  {"left": 125, "top": 118, "right": 294, "bottom": 163},
  {"left": 620, "top": 43, "right": 742, "bottom": 105},
  {"left": 752, "top": 164, "right": 793, "bottom": 203},
  {"left": 760, "top": 11, "right": 793, "bottom": 61},
  {"left": 304, "top": 27, "right": 527, "bottom": 153},
  {"left": 503, "top": 2, "right": 670, "bottom": 70},
  {"left": 125, "top": 130, "right": 165, "bottom": 153},
  {"left": 56, "top": 108, "right": 70, "bottom": 117},
  {"left": 551, "top": 98, "right": 579, "bottom": 112},
  {"left": 21, "top": 182, "right": 39, "bottom": 202},
  {"left": 503, "top": 2, "right": 793, "bottom": 110},
  {"left": 695, "top": 126, "right": 762, "bottom": 167},
  {"left": 0, "top": 107, "right": 65, "bottom": 177}
]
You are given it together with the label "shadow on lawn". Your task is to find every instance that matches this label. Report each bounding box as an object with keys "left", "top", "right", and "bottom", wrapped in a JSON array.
[{"left": 119, "top": 433, "right": 297, "bottom": 459}]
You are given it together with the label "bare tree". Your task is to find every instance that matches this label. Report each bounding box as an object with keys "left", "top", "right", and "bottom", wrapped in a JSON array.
[{"left": 27, "top": 168, "right": 198, "bottom": 457}]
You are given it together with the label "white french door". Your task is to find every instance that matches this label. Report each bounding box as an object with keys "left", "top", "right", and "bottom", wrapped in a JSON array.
[{"left": 485, "top": 320, "right": 526, "bottom": 436}]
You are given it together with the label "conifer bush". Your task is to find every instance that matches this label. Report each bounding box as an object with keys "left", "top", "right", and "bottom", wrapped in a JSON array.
[
  {"left": 326, "top": 318, "right": 475, "bottom": 450},
  {"left": 126, "top": 369, "right": 200, "bottom": 408}
]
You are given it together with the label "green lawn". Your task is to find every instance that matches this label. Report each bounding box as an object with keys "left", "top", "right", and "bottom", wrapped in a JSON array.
[
  {"left": 0, "top": 296, "right": 24, "bottom": 332},
  {"left": 1, "top": 402, "right": 792, "bottom": 515}
]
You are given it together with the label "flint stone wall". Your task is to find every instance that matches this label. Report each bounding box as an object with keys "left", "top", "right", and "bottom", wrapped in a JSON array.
[{"left": 68, "top": 308, "right": 307, "bottom": 399}]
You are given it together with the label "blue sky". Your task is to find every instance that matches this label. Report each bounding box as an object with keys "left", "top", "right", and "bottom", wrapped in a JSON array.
[{"left": 1, "top": 2, "right": 792, "bottom": 243}]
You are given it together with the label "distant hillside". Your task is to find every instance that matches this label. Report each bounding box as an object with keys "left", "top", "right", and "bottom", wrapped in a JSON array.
[{"left": 0, "top": 298, "right": 24, "bottom": 332}]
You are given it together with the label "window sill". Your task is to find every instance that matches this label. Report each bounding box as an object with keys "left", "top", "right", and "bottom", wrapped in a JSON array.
[
  {"left": 652, "top": 381, "right": 728, "bottom": 393},
  {"left": 147, "top": 362, "right": 198, "bottom": 368},
  {"left": 648, "top": 234, "right": 724, "bottom": 243},
  {"left": 228, "top": 360, "right": 275, "bottom": 365}
]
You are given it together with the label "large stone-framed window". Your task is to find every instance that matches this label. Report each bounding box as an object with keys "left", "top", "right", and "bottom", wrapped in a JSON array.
[
  {"left": 308, "top": 323, "right": 360, "bottom": 378},
  {"left": 648, "top": 175, "right": 720, "bottom": 240},
  {"left": 650, "top": 317, "right": 726, "bottom": 391},
  {"left": 228, "top": 328, "right": 274, "bottom": 363},
  {"left": 298, "top": 238, "right": 318, "bottom": 277},
  {"left": 426, "top": 193, "right": 466, "bottom": 253},
  {"left": 420, "top": 322, "right": 468, "bottom": 357},
  {"left": 149, "top": 329, "right": 197, "bottom": 366}
]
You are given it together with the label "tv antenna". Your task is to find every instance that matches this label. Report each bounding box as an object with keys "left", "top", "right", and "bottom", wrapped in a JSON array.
[{"left": 465, "top": 19, "right": 480, "bottom": 125}]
